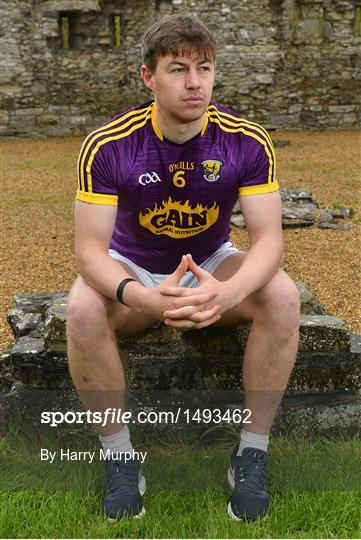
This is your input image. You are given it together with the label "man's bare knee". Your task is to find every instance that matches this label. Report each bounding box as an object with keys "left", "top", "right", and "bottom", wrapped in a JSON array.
[
  {"left": 67, "top": 276, "right": 156, "bottom": 342},
  {"left": 253, "top": 272, "right": 300, "bottom": 330},
  {"left": 67, "top": 278, "right": 116, "bottom": 345}
]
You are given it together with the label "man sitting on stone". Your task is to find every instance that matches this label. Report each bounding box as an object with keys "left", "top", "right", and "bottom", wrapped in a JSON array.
[{"left": 67, "top": 13, "right": 300, "bottom": 521}]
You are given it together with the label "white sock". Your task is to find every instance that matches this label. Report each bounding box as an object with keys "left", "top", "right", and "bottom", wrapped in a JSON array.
[
  {"left": 99, "top": 426, "right": 133, "bottom": 455},
  {"left": 237, "top": 429, "right": 269, "bottom": 455}
]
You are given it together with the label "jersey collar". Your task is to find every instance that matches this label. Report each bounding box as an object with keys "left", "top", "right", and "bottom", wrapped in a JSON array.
[{"left": 151, "top": 101, "right": 209, "bottom": 141}]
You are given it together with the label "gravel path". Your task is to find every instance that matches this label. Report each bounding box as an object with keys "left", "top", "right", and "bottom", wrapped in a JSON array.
[{"left": 1, "top": 131, "right": 360, "bottom": 351}]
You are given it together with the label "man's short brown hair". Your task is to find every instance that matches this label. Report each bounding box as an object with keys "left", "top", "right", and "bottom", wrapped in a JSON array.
[{"left": 142, "top": 13, "right": 216, "bottom": 71}]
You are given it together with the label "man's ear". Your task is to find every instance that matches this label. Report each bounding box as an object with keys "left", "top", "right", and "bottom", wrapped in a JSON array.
[{"left": 140, "top": 64, "right": 154, "bottom": 92}]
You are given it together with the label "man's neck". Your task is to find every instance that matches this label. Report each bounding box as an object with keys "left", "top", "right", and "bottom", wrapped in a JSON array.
[{"left": 155, "top": 106, "right": 206, "bottom": 144}]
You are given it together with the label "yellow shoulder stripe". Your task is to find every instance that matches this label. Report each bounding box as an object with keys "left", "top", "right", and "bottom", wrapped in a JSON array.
[
  {"left": 207, "top": 105, "right": 275, "bottom": 151},
  {"left": 77, "top": 105, "right": 150, "bottom": 177},
  {"left": 85, "top": 112, "right": 152, "bottom": 195},
  {"left": 208, "top": 114, "right": 276, "bottom": 185},
  {"left": 78, "top": 105, "right": 152, "bottom": 191},
  {"left": 208, "top": 107, "right": 277, "bottom": 184}
]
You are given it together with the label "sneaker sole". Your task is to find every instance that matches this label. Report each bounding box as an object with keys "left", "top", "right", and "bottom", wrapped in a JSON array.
[
  {"left": 227, "top": 467, "right": 269, "bottom": 521},
  {"left": 107, "top": 505, "right": 146, "bottom": 522},
  {"left": 106, "top": 474, "right": 147, "bottom": 521},
  {"left": 227, "top": 467, "right": 243, "bottom": 521},
  {"left": 227, "top": 501, "right": 269, "bottom": 522},
  {"left": 227, "top": 501, "right": 242, "bottom": 521}
]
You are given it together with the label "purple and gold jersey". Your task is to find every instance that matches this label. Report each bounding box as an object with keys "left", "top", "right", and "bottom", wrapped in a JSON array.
[{"left": 76, "top": 101, "right": 279, "bottom": 274}]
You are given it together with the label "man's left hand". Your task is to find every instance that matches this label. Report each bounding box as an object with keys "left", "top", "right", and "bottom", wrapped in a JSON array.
[{"left": 159, "top": 254, "right": 236, "bottom": 329}]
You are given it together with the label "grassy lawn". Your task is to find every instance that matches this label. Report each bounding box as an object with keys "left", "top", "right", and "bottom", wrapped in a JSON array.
[{"left": 0, "top": 427, "right": 360, "bottom": 538}]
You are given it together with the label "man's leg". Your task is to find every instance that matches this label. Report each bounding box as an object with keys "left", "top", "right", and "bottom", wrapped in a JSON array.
[
  {"left": 212, "top": 252, "right": 300, "bottom": 432},
  {"left": 67, "top": 274, "right": 158, "bottom": 435},
  {"left": 211, "top": 252, "right": 300, "bottom": 519},
  {"left": 67, "top": 272, "right": 158, "bottom": 520}
]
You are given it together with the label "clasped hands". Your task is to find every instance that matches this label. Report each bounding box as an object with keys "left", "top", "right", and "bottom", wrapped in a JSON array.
[{"left": 149, "top": 253, "right": 233, "bottom": 331}]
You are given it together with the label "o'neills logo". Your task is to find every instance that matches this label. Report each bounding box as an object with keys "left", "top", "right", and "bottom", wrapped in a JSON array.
[{"left": 139, "top": 197, "right": 219, "bottom": 238}]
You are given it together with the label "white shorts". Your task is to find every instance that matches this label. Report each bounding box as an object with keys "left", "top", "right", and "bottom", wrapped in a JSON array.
[{"left": 108, "top": 241, "right": 242, "bottom": 288}]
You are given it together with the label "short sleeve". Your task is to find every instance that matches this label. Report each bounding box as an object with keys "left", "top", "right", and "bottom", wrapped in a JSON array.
[
  {"left": 239, "top": 133, "right": 279, "bottom": 196},
  {"left": 76, "top": 135, "right": 119, "bottom": 206}
]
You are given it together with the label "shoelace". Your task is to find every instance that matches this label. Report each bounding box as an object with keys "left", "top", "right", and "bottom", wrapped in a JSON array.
[
  {"left": 235, "top": 451, "right": 267, "bottom": 494},
  {"left": 106, "top": 459, "right": 139, "bottom": 493}
]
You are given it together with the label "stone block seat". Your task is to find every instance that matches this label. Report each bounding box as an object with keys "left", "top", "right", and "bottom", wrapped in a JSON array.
[{"left": 0, "top": 283, "right": 360, "bottom": 436}]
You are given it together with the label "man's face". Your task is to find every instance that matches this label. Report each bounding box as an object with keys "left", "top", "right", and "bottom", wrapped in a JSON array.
[{"left": 141, "top": 51, "right": 215, "bottom": 124}]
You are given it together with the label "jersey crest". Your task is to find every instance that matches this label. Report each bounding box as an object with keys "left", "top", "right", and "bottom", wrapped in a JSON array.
[{"left": 201, "top": 159, "right": 223, "bottom": 182}]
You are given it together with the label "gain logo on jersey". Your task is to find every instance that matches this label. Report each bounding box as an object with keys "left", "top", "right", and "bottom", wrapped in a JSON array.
[
  {"left": 201, "top": 159, "right": 223, "bottom": 182},
  {"left": 139, "top": 197, "right": 219, "bottom": 238}
]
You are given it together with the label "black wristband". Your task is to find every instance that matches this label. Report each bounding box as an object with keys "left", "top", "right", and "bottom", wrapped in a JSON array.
[{"left": 116, "top": 278, "right": 136, "bottom": 306}]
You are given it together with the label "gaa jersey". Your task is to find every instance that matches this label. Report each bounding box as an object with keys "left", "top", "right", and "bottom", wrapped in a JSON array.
[{"left": 76, "top": 100, "right": 279, "bottom": 274}]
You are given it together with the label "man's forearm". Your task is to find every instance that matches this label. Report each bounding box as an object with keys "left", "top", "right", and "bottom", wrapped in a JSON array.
[
  {"left": 226, "top": 237, "right": 283, "bottom": 306},
  {"left": 77, "top": 250, "right": 144, "bottom": 305}
]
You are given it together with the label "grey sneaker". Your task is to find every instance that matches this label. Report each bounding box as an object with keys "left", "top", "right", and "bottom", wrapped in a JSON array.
[
  {"left": 102, "top": 457, "right": 146, "bottom": 521},
  {"left": 227, "top": 445, "right": 269, "bottom": 520}
]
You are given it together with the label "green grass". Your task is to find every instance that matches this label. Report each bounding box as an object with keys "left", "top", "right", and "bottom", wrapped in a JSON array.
[{"left": 0, "top": 427, "right": 360, "bottom": 538}]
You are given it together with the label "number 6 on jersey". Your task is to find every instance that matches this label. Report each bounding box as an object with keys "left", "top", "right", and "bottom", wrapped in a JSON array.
[{"left": 173, "top": 170, "right": 186, "bottom": 188}]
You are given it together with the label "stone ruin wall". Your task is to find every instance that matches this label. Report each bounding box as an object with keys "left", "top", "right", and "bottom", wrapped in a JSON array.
[{"left": 1, "top": 0, "right": 360, "bottom": 137}]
